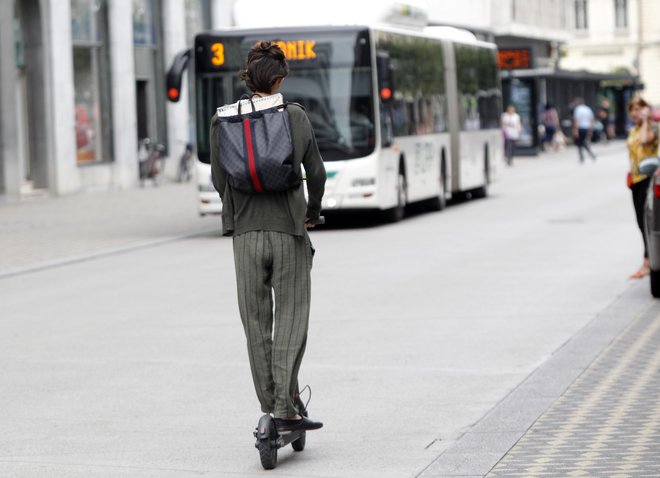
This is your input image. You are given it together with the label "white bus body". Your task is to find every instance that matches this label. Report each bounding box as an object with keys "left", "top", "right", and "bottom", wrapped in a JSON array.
[{"left": 190, "top": 24, "right": 502, "bottom": 219}]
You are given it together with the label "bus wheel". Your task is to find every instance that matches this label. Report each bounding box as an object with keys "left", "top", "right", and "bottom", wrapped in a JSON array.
[
  {"left": 428, "top": 170, "right": 447, "bottom": 211},
  {"left": 471, "top": 183, "right": 488, "bottom": 199},
  {"left": 383, "top": 170, "right": 407, "bottom": 222}
]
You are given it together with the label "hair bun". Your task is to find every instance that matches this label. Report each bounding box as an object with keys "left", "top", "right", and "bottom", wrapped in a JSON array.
[{"left": 241, "top": 40, "right": 288, "bottom": 94}]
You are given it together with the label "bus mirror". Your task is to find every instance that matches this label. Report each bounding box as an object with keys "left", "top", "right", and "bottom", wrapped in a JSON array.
[
  {"left": 166, "top": 49, "right": 192, "bottom": 103},
  {"left": 639, "top": 156, "right": 660, "bottom": 175},
  {"left": 376, "top": 51, "right": 394, "bottom": 103}
]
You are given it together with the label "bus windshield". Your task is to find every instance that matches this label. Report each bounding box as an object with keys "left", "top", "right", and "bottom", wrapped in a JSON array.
[{"left": 195, "top": 29, "right": 375, "bottom": 163}]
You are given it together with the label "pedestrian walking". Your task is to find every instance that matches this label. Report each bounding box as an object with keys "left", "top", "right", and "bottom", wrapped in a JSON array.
[
  {"left": 597, "top": 98, "right": 615, "bottom": 142},
  {"left": 501, "top": 104, "right": 521, "bottom": 165},
  {"left": 626, "top": 97, "right": 658, "bottom": 279},
  {"left": 210, "top": 41, "right": 326, "bottom": 432},
  {"left": 541, "top": 103, "right": 560, "bottom": 152},
  {"left": 572, "top": 98, "right": 597, "bottom": 162}
]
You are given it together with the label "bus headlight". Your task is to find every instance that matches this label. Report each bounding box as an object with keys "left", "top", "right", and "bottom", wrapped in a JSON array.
[
  {"left": 351, "top": 177, "right": 376, "bottom": 187},
  {"left": 327, "top": 197, "right": 337, "bottom": 208}
]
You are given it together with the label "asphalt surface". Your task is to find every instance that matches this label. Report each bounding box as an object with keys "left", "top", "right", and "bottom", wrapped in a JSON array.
[{"left": 1, "top": 140, "right": 658, "bottom": 477}]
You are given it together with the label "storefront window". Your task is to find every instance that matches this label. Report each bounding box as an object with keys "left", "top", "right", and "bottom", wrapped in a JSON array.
[
  {"left": 71, "top": 0, "right": 112, "bottom": 164},
  {"left": 133, "top": 0, "right": 155, "bottom": 45},
  {"left": 73, "top": 49, "right": 97, "bottom": 162}
]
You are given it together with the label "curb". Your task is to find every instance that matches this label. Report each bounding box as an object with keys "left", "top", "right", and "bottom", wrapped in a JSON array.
[{"left": 0, "top": 226, "right": 221, "bottom": 280}]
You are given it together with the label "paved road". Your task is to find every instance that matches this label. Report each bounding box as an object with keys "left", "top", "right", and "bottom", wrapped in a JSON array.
[{"left": 0, "top": 141, "right": 655, "bottom": 477}]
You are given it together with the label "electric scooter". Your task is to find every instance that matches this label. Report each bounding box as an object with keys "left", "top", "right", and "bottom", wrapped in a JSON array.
[{"left": 253, "top": 388, "right": 312, "bottom": 470}]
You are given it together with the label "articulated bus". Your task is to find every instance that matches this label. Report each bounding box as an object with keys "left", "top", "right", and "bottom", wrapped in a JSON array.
[{"left": 167, "top": 24, "right": 503, "bottom": 221}]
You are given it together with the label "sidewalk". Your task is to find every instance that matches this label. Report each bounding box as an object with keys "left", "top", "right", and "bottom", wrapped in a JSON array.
[
  {"left": 0, "top": 181, "right": 220, "bottom": 278},
  {"left": 487, "top": 298, "right": 660, "bottom": 477},
  {"left": 420, "top": 280, "right": 660, "bottom": 478}
]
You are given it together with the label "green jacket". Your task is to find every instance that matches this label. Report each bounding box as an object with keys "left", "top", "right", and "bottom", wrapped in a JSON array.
[{"left": 210, "top": 102, "right": 326, "bottom": 237}]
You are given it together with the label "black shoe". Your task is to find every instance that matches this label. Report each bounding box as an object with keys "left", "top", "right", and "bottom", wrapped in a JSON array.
[{"left": 274, "top": 416, "right": 323, "bottom": 432}]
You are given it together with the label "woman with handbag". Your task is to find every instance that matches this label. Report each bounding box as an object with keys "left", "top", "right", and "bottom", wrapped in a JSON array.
[{"left": 627, "top": 97, "right": 658, "bottom": 278}]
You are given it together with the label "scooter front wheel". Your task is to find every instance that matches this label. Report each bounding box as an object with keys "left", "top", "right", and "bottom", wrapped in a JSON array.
[
  {"left": 255, "top": 415, "right": 278, "bottom": 470},
  {"left": 257, "top": 439, "right": 278, "bottom": 469}
]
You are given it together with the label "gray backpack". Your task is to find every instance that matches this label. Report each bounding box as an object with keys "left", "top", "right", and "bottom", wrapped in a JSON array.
[{"left": 213, "top": 95, "right": 301, "bottom": 193}]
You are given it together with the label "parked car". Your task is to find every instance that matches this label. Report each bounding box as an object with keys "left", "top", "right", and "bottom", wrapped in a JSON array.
[{"left": 638, "top": 157, "right": 660, "bottom": 296}]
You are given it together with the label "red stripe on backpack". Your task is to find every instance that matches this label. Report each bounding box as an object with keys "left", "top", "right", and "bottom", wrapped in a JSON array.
[{"left": 242, "top": 118, "right": 264, "bottom": 193}]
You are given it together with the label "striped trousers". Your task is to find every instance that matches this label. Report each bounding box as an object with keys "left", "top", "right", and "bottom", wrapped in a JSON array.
[{"left": 233, "top": 230, "right": 314, "bottom": 418}]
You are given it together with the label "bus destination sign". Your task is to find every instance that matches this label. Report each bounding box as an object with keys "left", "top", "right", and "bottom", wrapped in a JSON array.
[
  {"left": 275, "top": 40, "right": 317, "bottom": 60},
  {"left": 497, "top": 48, "right": 532, "bottom": 70},
  {"left": 205, "top": 39, "right": 317, "bottom": 68}
]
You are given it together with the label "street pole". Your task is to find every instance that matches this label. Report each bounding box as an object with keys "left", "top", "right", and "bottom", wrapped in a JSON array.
[{"left": 636, "top": 0, "right": 643, "bottom": 79}]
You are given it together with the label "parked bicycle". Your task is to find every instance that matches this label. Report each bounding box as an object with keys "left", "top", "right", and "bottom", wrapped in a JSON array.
[
  {"left": 177, "top": 143, "right": 194, "bottom": 182},
  {"left": 138, "top": 138, "right": 167, "bottom": 187}
]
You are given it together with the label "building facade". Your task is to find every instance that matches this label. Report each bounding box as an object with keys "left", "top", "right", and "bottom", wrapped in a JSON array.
[
  {"left": 428, "top": 0, "right": 638, "bottom": 150},
  {"left": 562, "top": 0, "right": 660, "bottom": 103},
  {"left": 0, "top": 0, "right": 231, "bottom": 200}
]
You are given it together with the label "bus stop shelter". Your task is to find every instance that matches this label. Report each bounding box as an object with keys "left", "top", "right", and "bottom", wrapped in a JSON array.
[{"left": 501, "top": 67, "right": 641, "bottom": 155}]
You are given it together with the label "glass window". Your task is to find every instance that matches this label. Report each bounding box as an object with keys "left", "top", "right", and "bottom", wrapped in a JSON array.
[
  {"left": 133, "top": 0, "right": 155, "bottom": 45},
  {"left": 198, "top": 71, "right": 374, "bottom": 164},
  {"left": 73, "top": 49, "right": 97, "bottom": 162},
  {"left": 71, "top": 0, "right": 112, "bottom": 164},
  {"left": 71, "top": 0, "right": 94, "bottom": 42},
  {"left": 196, "top": 30, "right": 375, "bottom": 163},
  {"left": 575, "top": 0, "right": 588, "bottom": 30},
  {"left": 454, "top": 44, "right": 501, "bottom": 131},
  {"left": 615, "top": 0, "right": 627, "bottom": 28},
  {"left": 477, "top": 48, "right": 502, "bottom": 129},
  {"left": 375, "top": 32, "right": 447, "bottom": 137}
]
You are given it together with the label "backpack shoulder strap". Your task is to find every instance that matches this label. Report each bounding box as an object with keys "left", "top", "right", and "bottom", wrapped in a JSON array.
[
  {"left": 284, "top": 101, "right": 305, "bottom": 112},
  {"left": 237, "top": 94, "right": 256, "bottom": 115}
]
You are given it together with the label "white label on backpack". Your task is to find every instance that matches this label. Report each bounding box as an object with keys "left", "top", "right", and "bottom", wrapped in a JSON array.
[{"left": 217, "top": 93, "right": 284, "bottom": 117}]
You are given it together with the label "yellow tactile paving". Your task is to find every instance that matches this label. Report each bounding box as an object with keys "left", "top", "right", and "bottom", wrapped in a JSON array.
[{"left": 487, "top": 306, "right": 660, "bottom": 477}]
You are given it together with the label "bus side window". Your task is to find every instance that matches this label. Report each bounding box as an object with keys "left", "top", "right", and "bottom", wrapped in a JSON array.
[{"left": 380, "top": 104, "right": 394, "bottom": 147}]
